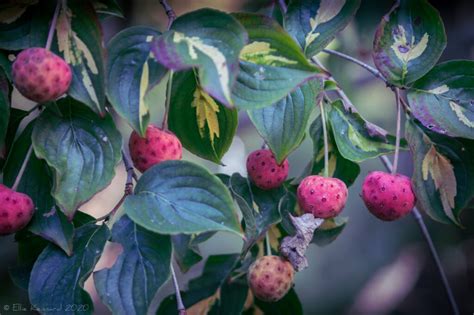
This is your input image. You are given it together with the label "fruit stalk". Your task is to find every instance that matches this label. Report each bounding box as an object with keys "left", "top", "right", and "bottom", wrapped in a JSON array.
[
  {"left": 319, "top": 99, "right": 329, "bottom": 178},
  {"left": 162, "top": 71, "right": 174, "bottom": 130},
  {"left": 45, "top": 0, "right": 62, "bottom": 51},
  {"left": 159, "top": 0, "right": 177, "bottom": 30},
  {"left": 265, "top": 231, "right": 272, "bottom": 256},
  {"left": 11, "top": 145, "right": 34, "bottom": 192},
  {"left": 380, "top": 155, "right": 459, "bottom": 315},
  {"left": 392, "top": 88, "right": 402, "bottom": 174},
  {"left": 170, "top": 263, "right": 187, "bottom": 315}
]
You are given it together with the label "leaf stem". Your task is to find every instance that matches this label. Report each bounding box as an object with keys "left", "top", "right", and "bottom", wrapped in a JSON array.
[
  {"left": 159, "top": 0, "right": 177, "bottom": 30},
  {"left": 277, "top": 0, "right": 288, "bottom": 14},
  {"left": 379, "top": 155, "right": 459, "bottom": 315},
  {"left": 265, "top": 231, "right": 272, "bottom": 256},
  {"left": 392, "top": 88, "right": 402, "bottom": 175},
  {"left": 319, "top": 99, "right": 329, "bottom": 178},
  {"left": 45, "top": 1, "right": 62, "bottom": 51},
  {"left": 11, "top": 145, "right": 34, "bottom": 191},
  {"left": 322, "top": 49, "right": 390, "bottom": 86},
  {"left": 162, "top": 70, "right": 174, "bottom": 130},
  {"left": 95, "top": 150, "right": 136, "bottom": 222},
  {"left": 170, "top": 263, "right": 187, "bottom": 315}
]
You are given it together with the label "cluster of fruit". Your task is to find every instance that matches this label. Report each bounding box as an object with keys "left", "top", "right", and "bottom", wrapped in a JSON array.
[
  {"left": 1, "top": 46, "right": 416, "bottom": 305},
  {"left": 245, "top": 148, "right": 416, "bottom": 302}
]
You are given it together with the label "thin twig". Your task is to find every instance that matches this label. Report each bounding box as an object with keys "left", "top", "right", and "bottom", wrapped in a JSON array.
[
  {"left": 312, "top": 57, "right": 358, "bottom": 113},
  {"left": 379, "top": 155, "right": 459, "bottom": 315},
  {"left": 392, "top": 88, "right": 402, "bottom": 174},
  {"left": 159, "top": 0, "right": 177, "bottom": 30},
  {"left": 162, "top": 71, "right": 174, "bottom": 130},
  {"left": 322, "top": 49, "right": 390, "bottom": 86},
  {"left": 319, "top": 100, "right": 329, "bottom": 177},
  {"left": 170, "top": 263, "right": 187, "bottom": 315},
  {"left": 265, "top": 231, "right": 272, "bottom": 256},
  {"left": 11, "top": 145, "right": 34, "bottom": 191},
  {"left": 45, "top": 1, "right": 61, "bottom": 51},
  {"left": 277, "top": 0, "right": 288, "bottom": 14},
  {"left": 95, "top": 150, "right": 135, "bottom": 222}
]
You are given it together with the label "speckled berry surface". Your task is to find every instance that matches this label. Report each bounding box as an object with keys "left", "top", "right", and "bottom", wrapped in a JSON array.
[
  {"left": 361, "top": 171, "right": 415, "bottom": 221},
  {"left": 12, "top": 47, "right": 72, "bottom": 103},
  {"left": 129, "top": 125, "right": 182, "bottom": 173},
  {"left": 246, "top": 149, "right": 289, "bottom": 190},
  {"left": 0, "top": 185, "right": 35, "bottom": 235},
  {"left": 247, "top": 255, "right": 294, "bottom": 302},
  {"left": 297, "top": 175, "right": 348, "bottom": 218}
]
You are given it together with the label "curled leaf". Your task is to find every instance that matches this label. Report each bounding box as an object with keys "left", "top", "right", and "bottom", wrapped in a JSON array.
[{"left": 279, "top": 214, "right": 323, "bottom": 271}]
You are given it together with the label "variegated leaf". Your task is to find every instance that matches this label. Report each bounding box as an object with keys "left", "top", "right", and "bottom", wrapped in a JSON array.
[
  {"left": 406, "top": 119, "right": 474, "bottom": 225},
  {"left": 56, "top": 0, "right": 106, "bottom": 116},
  {"left": 152, "top": 9, "right": 247, "bottom": 107},
  {"left": 285, "top": 0, "right": 360, "bottom": 57},
  {"left": 373, "top": 0, "right": 446, "bottom": 86},
  {"left": 407, "top": 60, "right": 474, "bottom": 139}
]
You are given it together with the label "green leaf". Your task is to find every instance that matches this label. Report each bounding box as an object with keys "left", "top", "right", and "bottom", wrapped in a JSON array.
[
  {"left": 152, "top": 8, "right": 247, "bottom": 107},
  {"left": 255, "top": 288, "right": 303, "bottom": 315},
  {"left": 209, "top": 280, "right": 249, "bottom": 315},
  {"left": 248, "top": 79, "right": 322, "bottom": 163},
  {"left": 226, "top": 173, "right": 284, "bottom": 254},
  {"left": 231, "top": 13, "right": 323, "bottom": 110},
  {"left": 32, "top": 98, "right": 122, "bottom": 219},
  {"left": 312, "top": 216, "right": 348, "bottom": 246},
  {"left": 94, "top": 215, "right": 172, "bottom": 315},
  {"left": 168, "top": 71, "right": 238, "bottom": 164},
  {"left": 373, "top": 0, "right": 446, "bottom": 86},
  {"left": 107, "top": 26, "right": 167, "bottom": 136},
  {"left": 298, "top": 112, "right": 360, "bottom": 186},
  {"left": 92, "top": 0, "right": 123, "bottom": 18},
  {"left": 156, "top": 254, "right": 240, "bottom": 315},
  {"left": 56, "top": 0, "right": 106, "bottom": 116},
  {"left": 172, "top": 234, "right": 203, "bottom": 272},
  {"left": 4, "top": 122, "right": 74, "bottom": 255},
  {"left": 407, "top": 60, "right": 474, "bottom": 139},
  {"left": 0, "top": 1, "right": 49, "bottom": 50},
  {"left": 1, "top": 108, "right": 28, "bottom": 166},
  {"left": 285, "top": 0, "right": 361, "bottom": 57},
  {"left": 125, "top": 160, "right": 241, "bottom": 236},
  {"left": 405, "top": 119, "right": 474, "bottom": 225},
  {"left": 327, "top": 100, "right": 405, "bottom": 162},
  {"left": 9, "top": 233, "right": 48, "bottom": 291},
  {"left": 29, "top": 223, "right": 110, "bottom": 315},
  {"left": 0, "top": 70, "right": 9, "bottom": 159}
]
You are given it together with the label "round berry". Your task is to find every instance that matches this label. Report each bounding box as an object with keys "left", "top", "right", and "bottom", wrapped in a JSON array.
[
  {"left": 297, "top": 175, "right": 348, "bottom": 218},
  {"left": 247, "top": 255, "right": 294, "bottom": 302},
  {"left": 12, "top": 47, "right": 72, "bottom": 103},
  {"left": 246, "top": 149, "right": 289, "bottom": 190},
  {"left": 129, "top": 125, "right": 182, "bottom": 173},
  {"left": 0, "top": 186, "right": 35, "bottom": 235},
  {"left": 361, "top": 171, "right": 416, "bottom": 221}
]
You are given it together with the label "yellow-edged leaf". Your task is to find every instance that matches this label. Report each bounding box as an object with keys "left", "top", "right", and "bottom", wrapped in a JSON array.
[
  {"left": 422, "top": 145, "right": 457, "bottom": 221},
  {"left": 191, "top": 86, "right": 220, "bottom": 146},
  {"left": 240, "top": 41, "right": 297, "bottom": 66}
]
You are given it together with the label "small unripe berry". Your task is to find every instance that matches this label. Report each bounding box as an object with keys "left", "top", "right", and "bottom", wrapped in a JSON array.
[
  {"left": 0, "top": 184, "right": 35, "bottom": 235},
  {"left": 297, "top": 175, "right": 348, "bottom": 218},
  {"left": 129, "top": 125, "right": 182, "bottom": 173},
  {"left": 246, "top": 149, "right": 289, "bottom": 190},
  {"left": 361, "top": 171, "right": 416, "bottom": 221},
  {"left": 247, "top": 255, "right": 294, "bottom": 302},
  {"left": 12, "top": 47, "right": 72, "bottom": 103}
]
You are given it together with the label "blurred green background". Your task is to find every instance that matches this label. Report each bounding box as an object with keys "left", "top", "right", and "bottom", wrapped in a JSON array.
[{"left": 1, "top": 0, "right": 473, "bottom": 314}]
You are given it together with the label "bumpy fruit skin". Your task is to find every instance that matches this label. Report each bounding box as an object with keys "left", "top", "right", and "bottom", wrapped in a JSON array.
[
  {"left": 361, "top": 171, "right": 416, "bottom": 221},
  {"left": 246, "top": 149, "right": 289, "bottom": 190},
  {"left": 247, "top": 255, "right": 294, "bottom": 302},
  {"left": 297, "top": 175, "right": 348, "bottom": 218},
  {"left": 12, "top": 47, "right": 72, "bottom": 103},
  {"left": 0, "top": 184, "right": 35, "bottom": 235},
  {"left": 129, "top": 125, "right": 182, "bottom": 173}
]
